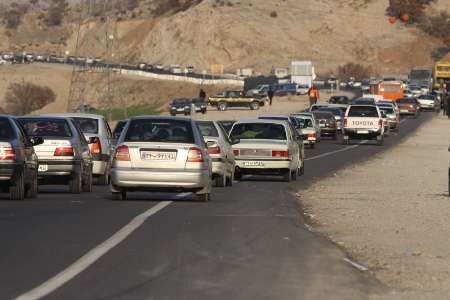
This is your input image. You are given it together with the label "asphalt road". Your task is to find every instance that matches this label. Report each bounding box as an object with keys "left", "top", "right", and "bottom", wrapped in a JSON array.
[{"left": 0, "top": 112, "right": 434, "bottom": 300}]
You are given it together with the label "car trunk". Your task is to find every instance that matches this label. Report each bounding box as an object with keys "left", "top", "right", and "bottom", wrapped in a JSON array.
[
  {"left": 234, "top": 140, "right": 288, "bottom": 159},
  {"left": 127, "top": 142, "right": 193, "bottom": 170},
  {"left": 33, "top": 138, "right": 73, "bottom": 160}
]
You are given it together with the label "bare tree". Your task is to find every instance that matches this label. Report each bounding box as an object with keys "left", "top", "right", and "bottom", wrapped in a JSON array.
[{"left": 5, "top": 81, "right": 56, "bottom": 115}]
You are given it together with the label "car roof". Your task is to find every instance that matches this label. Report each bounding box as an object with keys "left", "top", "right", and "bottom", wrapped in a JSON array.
[
  {"left": 258, "top": 114, "right": 290, "bottom": 119},
  {"left": 233, "top": 119, "right": 289, "bottom": 126},
  {"left": 130, "top": 115, "right": 193, "bottom": 122},
  {"left": 40, "top": 113, "right": 105, "bottom": 119},
  {"left": 17, "top": 115, "right": 72, "bottom": 121}
]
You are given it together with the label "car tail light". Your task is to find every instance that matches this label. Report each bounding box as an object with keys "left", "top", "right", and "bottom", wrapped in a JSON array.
[
  {"left": 187, "top": 147, "right": 204, "bottom": 163},
  {"left": 0, "top": 149, "right": 16, "bottom": 161},
  {"left": 308, "top": 133, "right": 316, "bottom": 138},
  {"left": 272, "top": 150, "right": 289, "bottom": 158},
  {"left": 378, "top": 119, "right": 382, "bottom": 128},
  {"left": 343, "top": 118, "right": 348, "bottom": 127},
  {"left": 208, "top": 146, "right": 221, "bottom": 155},
  {"left": 115, "top": 145, "right": 130, "bottom": 161},
  {"left": 90, "top": 138, "right": 102, "bottom": 154},
  {"left": 233, "top": 149, "right": 240, "bottom": 157},
  {"left": 328, "top": 122, "right": 336, "bottom": 128},
  {"left": 54, "top": 147, "right": 74, "bottom": 157}
]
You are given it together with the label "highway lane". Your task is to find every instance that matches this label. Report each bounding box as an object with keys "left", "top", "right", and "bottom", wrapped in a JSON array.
[{"left": 0, "top": 112, "right": 434, "bottom": 300}]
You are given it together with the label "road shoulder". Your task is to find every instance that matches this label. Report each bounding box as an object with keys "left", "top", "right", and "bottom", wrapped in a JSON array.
[{"left": 298, "top": 115, "right": 450, "bottom": 299}]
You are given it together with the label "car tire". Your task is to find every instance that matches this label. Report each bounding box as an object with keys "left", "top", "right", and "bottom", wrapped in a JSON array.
[
  {"left": 332, "top": 133, "right": 337, "bottom": 140},
  {"left": 218, "top": 102, "right": 227, "bottom": 111},
  {"left": 249, "top": 102, "right": 260, "bottom": 110},
  {"left": 234, "top": 170, "right": 242, "bottom": 181},
  {"left": 298, "top": 161, "right": 305, "bottom": 176},
  {"left": 283, "top": 169, "right": 292, "bottom": 182},
  {"left": 343, "top": 137, "right": 349, "bottom": 145},
  {"left": 377, "top": 136, "right": 384, "bottom": 146},
  {"left": 215, "top": 174, "right": 226, "bottom": 187},
  {"left": 69, "top": 172, "right": 82, "bottom": 194},
  {"left": 112, "top": 190, "right": 127, "bottom": 201},
  {"left": 97, "top": 164, "right": 110, "bottom": 185},
  {"left": 202, "top": 109, "right": 207, "bottom": 114},
  {"left": 309, "top": 143, "right": 315, "bottom": 149},
  {"left": 10, "top": 170, "right": 25, "bottom": 200},
  {"left": 226, "top": 172, "right": 233, "bottom": 187},
  {"left": 82, "top": 169, "right": 93, "bottom": 193},
  {"left": 25, "top": 170, "right": 38, "bottom": 199},
  {"left": 292, "top": 169, "right": 297, "bottom": 181},
  {"left": 197, "top": 193, "right": 210, "bottom": 202}
]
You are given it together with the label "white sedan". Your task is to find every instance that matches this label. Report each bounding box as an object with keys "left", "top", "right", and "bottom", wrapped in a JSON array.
[{"left": 229, "top": 119, "right": 304, "bottom": 182}]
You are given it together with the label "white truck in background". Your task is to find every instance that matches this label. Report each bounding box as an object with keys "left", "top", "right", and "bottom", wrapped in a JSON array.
[{"left": 343, "top": 105, "right": 384, "bottom": 146}]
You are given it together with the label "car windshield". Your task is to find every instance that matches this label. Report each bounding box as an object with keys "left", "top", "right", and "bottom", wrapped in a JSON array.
[
  {"left": 19, "top": 119, "right": 73, "bottom": 137},
  {"left": 72, "top": 117, "right": 99, "bottom": 134},
  {"left": 380, "top": 107, "right": 394, "bottom": 114},
  {"left": 196, "top": 121, "right": 219, "bottom": 137},
  {"left": 397, "top": 98, "right": 415, "bottom": 104},
  {"left": 113, "top": 121, "right": 127, "bottom": 139},
  {"left": 318, "top": 108, "right": 341, "bottom": 116},
  {"left": 0, "top": 119, "right": 14, "bottom": 140},
  {"left": 293, "top": 117, "right": 313, "bottom": 128},
  {"left": 348, "top": 106, "right": 379, "bottom": 117},
  {"left": 124, "top": 119, "right": 194, "bottom": 143},
  {"left": 230, "top": 123, "right": 286, "bottom": 140}
]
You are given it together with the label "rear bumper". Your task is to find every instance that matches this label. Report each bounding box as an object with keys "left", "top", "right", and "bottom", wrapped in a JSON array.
[
  {"left": 91, "top": 154, "right": 109, "bottom": 175},
  {"left": 320, "top": 128, "right": 337, "bottom": 135},
  {"left": 212, "top": 159, "right": 226, "bottom": 176},
  {"left": 0, "top": 162, "right": 18, "bottom": 181},
  {"left": 343, "top": 128, "right": 382, "bottom": 139},
  {"left": 235, "top": 158, "right": 292, "bottom": 172},
  {"left": 38, "top": 160, "right": 81, "bottom": 176},
  {"left": 111, "top": 168, "right": 211, "bottom": 191},
  {"left": 419, "top": 103, "right": 435, "bottom": 109}
]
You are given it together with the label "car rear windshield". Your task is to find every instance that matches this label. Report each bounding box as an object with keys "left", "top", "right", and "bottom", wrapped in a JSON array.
[
  {"left": 230, "top": 123, "right": 286, "bottom": 140},
  {"left": 318, "top": 108, "right": 341, "bottom": 116},
  {"left": 397, "top": 98, "right": 416, "bottom": 104},
  {"left": 197, "top": 121, "right": 219, "bottom": 137},
  {"left": 293, "top": 117, "right": 313, "bottom": 128},
  {"left": 0, "top": 119, "right": 14, "bottom": 140},
  {"left": 72, "top": 117, "right": 99, "bottom": 134},
  {"left": 124, "top": 119, "right": 195, "bottom": 143},
  {"left": 313, "top": 112, "right": 333, "bottom": 119},
  {"left": 348, "top": 106, "right": 379, "bottom": 117},
  {"left": 19, "top": 119, "right": 73, "bottom": 137},
  {"left": 173, "top": 99, "right": 189, "bottom": 105},
  {"left": 379, "top": 107, "right": 394, "bottom": 114},
  {"left": 113, "top": 121, "right": 127, "bottom": 139}
]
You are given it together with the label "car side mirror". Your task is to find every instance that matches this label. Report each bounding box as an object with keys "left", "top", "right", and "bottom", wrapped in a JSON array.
[
  {"left": 30, "top": 136, "right": 44, "bottom": 146},
  {"left": 88, "top": 136, "right": 99, "bottom": 144},
  {"left": 230, "top": 137, "right": 240, "bottom": 145}
]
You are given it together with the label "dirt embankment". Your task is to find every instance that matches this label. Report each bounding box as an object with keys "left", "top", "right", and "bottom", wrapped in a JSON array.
[{"left": 299, "top": 115, "right": 450, "bottom": 299}]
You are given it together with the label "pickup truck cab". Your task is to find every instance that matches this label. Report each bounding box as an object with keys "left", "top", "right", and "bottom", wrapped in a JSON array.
[
  {"left": 343, "top": 105, "right": 384, "bottom": 145},
  {"left": 208, "top": 91, "right": 265, "bottom": 111}
]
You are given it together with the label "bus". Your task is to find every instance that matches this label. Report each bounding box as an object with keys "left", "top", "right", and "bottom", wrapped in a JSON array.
[
  {"left": 409, "top": 67, "right": 433, "bottom": 90},
  {"left": 434, "top": 61, "right": 450, "bottom": 89},
  {"left": 368, "top": 80, "right": 404, "bottom": 101}
]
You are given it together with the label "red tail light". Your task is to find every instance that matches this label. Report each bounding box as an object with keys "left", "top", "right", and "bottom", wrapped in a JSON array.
[
  {"left": 115, "top": 145, "right": 130, "bottom": 161},
  {"left": 308, "top": 133, "right": 316, "bottom": 138},
  {"left": 233, "top": 149, "right": 240, "bottom": 157},
  {"left": 187, "top": 147, "right": 204, "bottom": 163},
  {"left": 0, "top": 149, "right": 16, "bottom": 161},
  {"left": 378, "top": 119, "right": 382, "bottom": 128},
  {"left": 329, "top": 122, "right": 336, "bottom": 128},
  {"left": 54, "top": 147, "right": 74, "bottom": 157},
  {"left": 208, "top": 146, "right": 221, "bottom": 155},
  {"left": 344, "top": 118, "right": 348, "bottom": 127},
  {"left": 90, "top": 138, "right": 102, "bottom": 154},
  {"left": 272, "top": 150, "right": 289, "bottom": 158}
]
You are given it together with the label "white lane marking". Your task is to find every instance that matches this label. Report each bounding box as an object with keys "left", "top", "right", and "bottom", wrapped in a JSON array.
[
  {"left": 343, "top": 258, "right": 368, "bottom": 272},
  {"left": 305, "top": 141, "right": 367, "bottom": 161},
  {"left": 15, "top": 201, "right": 173, "bottom": 300}
]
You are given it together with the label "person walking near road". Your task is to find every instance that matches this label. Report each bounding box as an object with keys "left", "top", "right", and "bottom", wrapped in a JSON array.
[
  {"left": 308, "top": 85, "right": 320, "bottom": 106},
  {"left": 199, "top": 88, "right": 206, "bottom": 101},
  {"left": 442, "top": 93, "right": 448, "bottom": 116},
  {"left": 267, "top": 87, "right": 274, "bottom": 106}
]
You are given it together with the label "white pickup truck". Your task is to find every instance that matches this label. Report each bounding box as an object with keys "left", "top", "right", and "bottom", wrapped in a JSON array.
[{"left": 343, "top": 105, "right": 384, "bottom": 145}]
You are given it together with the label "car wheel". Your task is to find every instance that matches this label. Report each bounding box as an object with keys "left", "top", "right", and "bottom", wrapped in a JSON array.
[
  {"left": 283, "top": 169, "right": 292, "bottom": 182},
  {"left": 10, "top": 170, "right": 25, "bottom": 200},
  {"left": 202, "top": 109, "right": 207, "bottom": 114},
  {"left": 234, "top": 170, "right": 242, "bottom": 181},
  {"left": 97, "top": 164, "right": 110, "bottom": 185},
  {"left": 82, "top": 169, "right": 93, "bottom": 192},
  {"left": 249, "top": 102, "right": 260, "bottom": 110},
  {"left": 292, "top": 169, "right": 297, "bottom": 181},
  {"left": 377, "top": 136, "right": 384, "bottom": 146},
  {"left": 343, "top": 137, "right": 349, "bottom": 145},
  {"left": 112, "top": 190, "right": 127, "bottom": 201},
  {"left": 310, "top": 143, "right": 315, "bottom": 149},
  {"left": 298, "top": 161, "right": 305, "bottom": 176},
  {"left": 69, "top": 171, "right": 82, "bottom": 194},
  {"left": 197, "top": 193, "right": 210, "bottom": 202},
  {"left": 332, "top": 133, "right": 337, "bottom": 140},
  {"left": 226, "top": 171, "right": 233, "bottom": 187},
  {"left": 25, "top": 170, "right": 38, "bottom": 199},
  {"left": 218, "top": 102, "right": 227, "bottom": 111},
  {"left": 215, "top": 174, "right": 226, "bottom": 187}
]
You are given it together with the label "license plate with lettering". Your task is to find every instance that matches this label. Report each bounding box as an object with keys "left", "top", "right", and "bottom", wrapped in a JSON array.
[
  {"left": 243, "top": 161, "right": 264, "bottom": 167},
  {"left": 141, "top": 151, "right": 177, "bottom": 161}
]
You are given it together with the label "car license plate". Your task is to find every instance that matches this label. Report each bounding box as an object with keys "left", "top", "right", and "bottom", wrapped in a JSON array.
[
  {"left": 243, "top": 161, "right": 264, "bottom": 167},
  {"left": 319, "top": 124, "right": 325, "bottom": 127},
  {"left": 400, "top": 109, "right": 408, "bottom": 113},
  {"left": 38, "top": 164, "right": 48, "bottom": 172},
  {"left": 357, "top": 130, "right": 369, "bottom": 134},
  {"left": 141, "top": 151, "right": 177, "bottom": 161}
]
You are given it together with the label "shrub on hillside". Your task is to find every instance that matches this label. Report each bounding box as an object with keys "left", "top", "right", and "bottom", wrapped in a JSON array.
[
  {"left": 419, "top": 11, "right": 450, "bottom": 46},
  {"left": 4, "top": 81, "right": 56, "bottom": 116},
  {"left": 44, "top": 0, "right": 68, "bottom": 26},
  {"left": 386, "top": 0, "right": 435, "bottom": 23},
  {"left": 337, "top": 63, "right": 373, "bottom": 81}
]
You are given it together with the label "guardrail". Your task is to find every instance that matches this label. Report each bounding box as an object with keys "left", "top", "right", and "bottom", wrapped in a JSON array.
[{"left": 118, "top": 69, "right": 244, "bottom": 86}]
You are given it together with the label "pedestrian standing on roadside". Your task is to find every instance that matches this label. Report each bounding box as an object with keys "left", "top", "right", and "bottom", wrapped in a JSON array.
[
  {"left": 442, "top": 93, "right": 448, "bottom": 116},
  {"left": 308, "top": 85, "right": 320, "bottom": 106},
  {"left": 199, "top": 88, "right": 206, "bottom": 101},
  {"left": 267, "top": 86, "right": 274, "bottom": 106}
]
